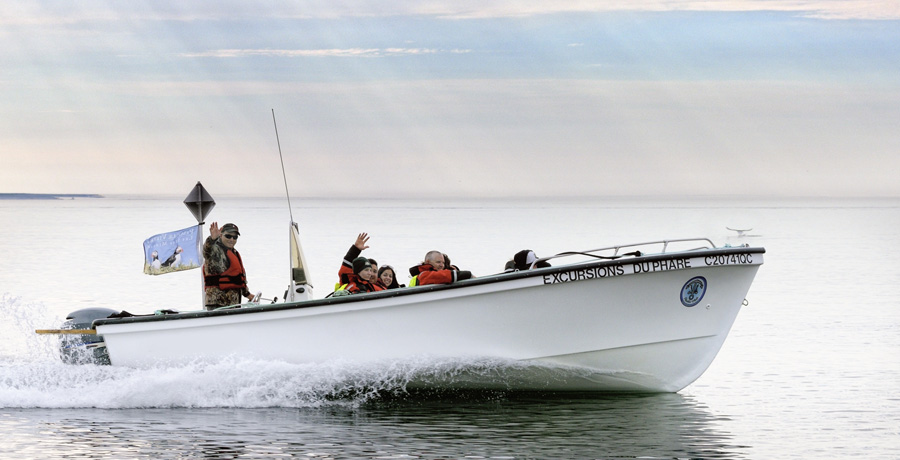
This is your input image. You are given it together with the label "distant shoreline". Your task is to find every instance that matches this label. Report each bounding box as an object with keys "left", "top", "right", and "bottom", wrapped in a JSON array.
[{"left": 0, "top": 193, "right": 104, "bottom": 200}]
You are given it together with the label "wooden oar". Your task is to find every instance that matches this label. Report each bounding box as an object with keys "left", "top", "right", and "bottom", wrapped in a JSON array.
[{"left": 35, "top": 329, "right": 97, "bottom": 335}]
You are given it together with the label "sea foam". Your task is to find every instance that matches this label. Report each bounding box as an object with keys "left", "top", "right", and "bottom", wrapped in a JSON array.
[{"left": 1, "top": 293, "right": 537, "bottom": 408}]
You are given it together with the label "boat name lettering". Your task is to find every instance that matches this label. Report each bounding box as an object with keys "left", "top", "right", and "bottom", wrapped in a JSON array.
[
  {"left": 632, "top": 258, "right": 691, "bottom": 274},
  {"left": 543, "top": 265, "right": 625, "bottom": 284},
  {"left": 704, "top": 254, "right": 753, "bottom": 266}
]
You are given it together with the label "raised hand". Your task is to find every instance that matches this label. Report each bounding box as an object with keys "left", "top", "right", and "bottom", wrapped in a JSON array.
[{"left": 354, "top": 232, "right": 370, "bottom": 251}]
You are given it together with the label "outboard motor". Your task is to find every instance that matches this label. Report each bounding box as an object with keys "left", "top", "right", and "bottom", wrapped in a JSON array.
[{"left": 59, "top": 307, "right": 119, "bottom": 365}]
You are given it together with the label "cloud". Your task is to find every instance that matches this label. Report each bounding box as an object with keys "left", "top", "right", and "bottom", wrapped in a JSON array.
[
  {"left": 180, "top": 48, "right": 471, "bottom": 58},
  {"left": 2, "top": 1, "right": 897, "bottom": 198},
  {"left": 4, "top": 79, "right": 898, "bottom": 197},
  {"left": 1, "top": 0, "right": 898, "bottom": 25}
]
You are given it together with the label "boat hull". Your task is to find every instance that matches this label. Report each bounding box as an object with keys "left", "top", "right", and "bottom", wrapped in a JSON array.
[{"left": 95, "top": 247, "right": 763, "bottom": 392}]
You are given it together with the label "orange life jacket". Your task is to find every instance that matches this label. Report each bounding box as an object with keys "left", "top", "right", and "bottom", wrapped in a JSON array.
[
  {"left": 413, "top": 264, "right": 455, "bottom": 285},
  {"left": 411, "top": 263, "right": 473, "bottom": 285},
  {"left": 204, "top": 248, "right": 247, "bottom": 290},
  {"left": 343, "top": 273, "right": 385, "bottom": 294}
]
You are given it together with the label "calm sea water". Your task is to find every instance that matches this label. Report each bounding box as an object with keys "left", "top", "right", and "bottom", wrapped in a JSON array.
[{"left": 1, "top": 196, "right": 898, "bottom": 459}]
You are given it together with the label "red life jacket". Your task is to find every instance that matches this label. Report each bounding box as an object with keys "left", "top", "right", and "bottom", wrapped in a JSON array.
[
  {"left": 204, "top": 248, "right": 247, "bottom": 290},
  {"left": 344, "top": 273, "right": 385, "bottom": 294},
  {"left": 337, "top": 245, "right": 362, "bottom": 286},
  {"left": 412, "top": 264, "right": 473, "bottom": 285},
  {"left": 414, "top": 264, "right": 455, "bottom": 285}
]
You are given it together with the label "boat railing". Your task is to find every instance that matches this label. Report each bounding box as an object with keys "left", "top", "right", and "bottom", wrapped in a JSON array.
[{"left": 536, "top": 237, "right": 718, "bottom": 267}]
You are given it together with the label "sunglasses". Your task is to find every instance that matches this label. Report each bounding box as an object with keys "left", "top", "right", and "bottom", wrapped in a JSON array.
[{"left": 223, "top": 234, "right": 239, "bottom": 240}]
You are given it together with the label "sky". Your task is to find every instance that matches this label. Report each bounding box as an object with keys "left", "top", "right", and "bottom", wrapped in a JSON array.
[{"left": 1, "top": 1, "right": 899, "bottom": 198}]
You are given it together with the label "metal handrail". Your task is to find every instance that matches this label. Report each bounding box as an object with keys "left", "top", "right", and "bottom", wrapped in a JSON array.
[{"left": 535, "top": 237, "right": 717, "bottom": 267}]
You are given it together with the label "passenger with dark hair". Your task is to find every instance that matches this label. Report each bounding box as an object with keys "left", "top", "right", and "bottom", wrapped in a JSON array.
[
  {"left": 377, "top": 265, "right": 402, "bottom": 289},
  {"left": 504, "top": 249, "right": 551, "bottom": 272},
  {"left": 442, "top": 253, "right": 460, "bottom": 271}
]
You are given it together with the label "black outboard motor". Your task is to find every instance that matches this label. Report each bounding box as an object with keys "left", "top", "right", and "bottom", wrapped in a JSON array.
[{"left": 59, "top": 307, "right": 119, "bottom": 365}]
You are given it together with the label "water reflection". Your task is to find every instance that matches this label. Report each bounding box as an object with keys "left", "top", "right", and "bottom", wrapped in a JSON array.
[{"left": 5, "top": 392, "right": 748, "bottom": 459}]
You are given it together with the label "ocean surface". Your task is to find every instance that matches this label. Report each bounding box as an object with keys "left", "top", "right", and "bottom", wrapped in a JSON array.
[{"left": 1, "top": 196, "right": 897, "bottom": 459}]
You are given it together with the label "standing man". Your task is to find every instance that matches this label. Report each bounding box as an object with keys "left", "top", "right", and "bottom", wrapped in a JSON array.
[{"left": 203, "top": 222, "right": 253, "bottom": 310}]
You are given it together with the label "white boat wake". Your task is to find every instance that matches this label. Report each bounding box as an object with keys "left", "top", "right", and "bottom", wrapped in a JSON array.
[{"left": 0, "top": 353, "right": 659, "bottom": 409}]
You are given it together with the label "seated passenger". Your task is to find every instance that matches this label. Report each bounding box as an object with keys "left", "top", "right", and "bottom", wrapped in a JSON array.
[
  {"left": 336, "top": 233, "right": 386, "bottom": 293},
  {"left": 443, "top": 253, "right": 461, "bottom": 271},
  {"left": 339, "top": 257, "right": 385, "bottom": 294},
  {"left": 338, "top": 233, "right": 370, "bottom": 288},
  {"left": 409, "top": 250, "right": 473, "bottom": 286},
  {"left": 378, "top": 265, "right": 402, "bottom": 289},
  {"left": 504, "top": 249, "right": 551, "bottom": 272}
]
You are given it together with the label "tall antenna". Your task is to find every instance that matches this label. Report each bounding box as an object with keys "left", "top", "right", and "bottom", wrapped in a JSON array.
[{"left": 271, "top": 109, "right": 295, "bottom": 224}]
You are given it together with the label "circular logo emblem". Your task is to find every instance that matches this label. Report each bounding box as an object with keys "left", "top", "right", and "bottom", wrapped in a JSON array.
[{"left": 681, "top": 276, "right": 707, "bottom": 307}]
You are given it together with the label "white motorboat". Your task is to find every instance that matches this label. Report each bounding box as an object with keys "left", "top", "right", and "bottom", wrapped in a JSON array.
[{"left": 47, "top": 225, "right": 764, "bottom": 393}]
